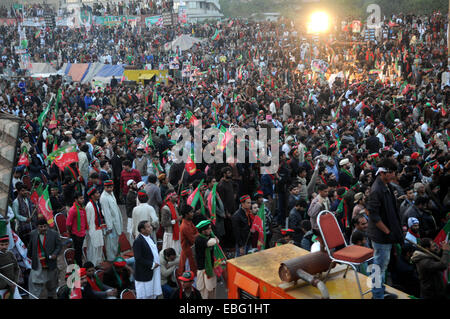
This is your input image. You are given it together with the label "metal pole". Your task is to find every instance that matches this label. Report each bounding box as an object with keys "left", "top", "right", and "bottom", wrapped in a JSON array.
[{"left": 0, "top": 270, "right": 39, "bottom": 299}]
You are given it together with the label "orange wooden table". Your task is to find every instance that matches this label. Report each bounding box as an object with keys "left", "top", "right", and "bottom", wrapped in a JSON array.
[{"left": 226, "top": 244, "right": 410, "bottom": 299}]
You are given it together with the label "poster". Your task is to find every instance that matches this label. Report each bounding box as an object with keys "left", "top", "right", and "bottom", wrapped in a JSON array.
[
  {"left": 169, "top": 56, "right": 180, "bottom": 70},
  {"left": 94, "top": 15, "right": 139, "bottom": 26},
  {"left": 311, "top": 59, "right": 329, "bottom": 73},
  {"left": 145, "top": 16, "right": 163, "bottom": 27},
  {"left": 181, "top": 63, "right": 191, "bottom": 78}
]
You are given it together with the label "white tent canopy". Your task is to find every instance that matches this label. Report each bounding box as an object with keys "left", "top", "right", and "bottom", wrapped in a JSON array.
[{"left": 164, "top": 34, "right": 204, "bottom": 52}]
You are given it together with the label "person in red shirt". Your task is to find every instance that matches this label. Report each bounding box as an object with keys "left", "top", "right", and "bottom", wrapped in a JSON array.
[
  {"left": 67, "top": 192, "right": 88, "bottom": 266},
  {"left": 120, "top": 160, "right": 142, "bottom": 202}
]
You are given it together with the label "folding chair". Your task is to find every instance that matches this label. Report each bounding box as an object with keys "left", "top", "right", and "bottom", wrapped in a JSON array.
[
  {"left": 317, "top": 210, "right": 374, "bottom": 299},
  {"left": 64, "top": 248, "right": 75, "bottom": 266},
  {"left": 55, "top": 213, "right": 70, "bottom": 239},
  {"left": 120, "top": 289, "right": 136, "bottom": 299},
  {"left": 118, "top": 232, "right": 134, "bottom": 259}
]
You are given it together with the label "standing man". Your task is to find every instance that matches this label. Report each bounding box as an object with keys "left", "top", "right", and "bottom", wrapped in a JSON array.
[
  {"left": 0, "top": 234, "right": 21, "bottom": 299},
  {"left": 125, "top": 179, "right": 137, "bottom": 243},
  {"left": 132, "top": 190, "right": 159, "bottom": 241},
  {"left": 12, "top": 182, "right": 36, "bottom": 244},
  {"left": 161, "top": 192, "right": 182, "bottom": 255},
  {"left": 144, "top": 173, "right": 163, "bottom": 220},
  {"left": 120, "top": 160, "right": 142, "bottom": 204},
  {"left": 85, "top": 187, "right": 106, "bottom": 266},
  {"left": 194, "top": 220, "right": 219, "bottom": 299},
  {"left": 178, "top": 205, "right": 198, "bottom": 275},
  {"left": 232, "top": 195, "right": 253, "bottom": 257},
  {"left": 133, "top": 220, "right": 162, "bottom": 299},
  {"left": 133, "top": 147, "right": 151, "bottom": 183},
  {"left": 27, "top": 218, "right": 62, "bottom": 299},
  {"left": 217, "top": 167, "right": 237, "bottom": 249},
  {"left": 66, "top": 192, "right": 88, "bottom": 266},
  {"left": 100, "top": 180, "right": 123, "bottom": 262},
  {"left": 366, "top": 158, "right": 403, "bottom": 299}
]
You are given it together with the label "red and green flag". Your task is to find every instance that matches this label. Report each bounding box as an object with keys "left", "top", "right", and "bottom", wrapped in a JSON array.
[
  {"left": 185, "top": 110, "right": 199, "bottom": 127},
  {"left": 30, "top": 183, "right": 44, "bottom": 206},
  {"left": 18, "top": 149, "right": 30, "bottom": 167},
  {"left": 434, "top": 220, "right": 450, "bottom": 247},
  {"left": 187, "top": 179, "right": 205, "bottom": 215},
  {"left": 211, "top": 29, "right": 221, "bottom": 41},
  {"left": 34, "top": 29, "right": 42, "bottom": 39},
  {"left": 48, "top": 112, "right": 58, "bottom": 129},
  {"left": 185, "top": 147, "right": 197, "bottom": 176},
  {"left": 434, "top": 220, "right": 450, "bottom": 284},
  {"left": 206, "top": 183, "right": 218, "bottom": 225},
  {"left": 250, "top": 204, "right": 266, "bottom": 250},
  {"left": 212, "top": 238, "right": 227, "bottom": 277},
  {"left": 47, "top": 144, "right": 78, "bottom": 171},
  {"left": 218, "top": 126, "right": 232, "bottom": 152},
  {"left": 157, "top": 96, "right": 165, "bottom": 114},
  {"left": 38, "top": 185, "right": 54, "bottom": 227}
]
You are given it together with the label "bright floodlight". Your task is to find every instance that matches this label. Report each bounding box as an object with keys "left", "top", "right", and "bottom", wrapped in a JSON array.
[{"left": 307, "top": 11, "right": 330, "bottom": 34}]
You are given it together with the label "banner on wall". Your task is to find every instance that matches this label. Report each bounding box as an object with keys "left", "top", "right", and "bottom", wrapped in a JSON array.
[
  {"left": 94, "top": 15, "right": 140, "bottom": 26},
  {"left": 145, "top": 15, "right": 163, "bottom": 27}
]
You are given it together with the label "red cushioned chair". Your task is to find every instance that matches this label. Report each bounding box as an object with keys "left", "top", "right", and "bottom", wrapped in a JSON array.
[
  {"left": 55, "top": 213, "right": 70, "bottom": 239},
  {"left": 317, "top": 210, "right": 374, "bottom": 299},
  {"left": 120, "top": 289, "right": 136, "bottom": 299},
  {"left": 118, "top": 232, "right": 134, "bottom": 259}
]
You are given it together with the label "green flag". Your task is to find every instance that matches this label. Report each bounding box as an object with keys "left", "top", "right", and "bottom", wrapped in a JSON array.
[{"left": 37, "top": 97, "right": 53, "bottom": 127}]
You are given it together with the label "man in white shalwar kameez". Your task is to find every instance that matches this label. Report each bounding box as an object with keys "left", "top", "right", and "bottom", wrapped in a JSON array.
[
  {"left": 160, "top": 192, "right": 181, "bottom": 255},
  {"left": 100, "top": 180, "right": 123, "bottom": 262},
  {"left": 85, "top": 187, "right": 106, "bottom": 266},
  {"left": 133, "top": 221, "right": 162, "bottom": 299},
  {"left": 132, "top": 190, "right": 159, "bottom": 242}
]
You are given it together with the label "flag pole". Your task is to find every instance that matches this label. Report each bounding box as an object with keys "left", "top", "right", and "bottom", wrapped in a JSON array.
[{"left": 0, "top": 271, "right": 39, "bottom": 299}]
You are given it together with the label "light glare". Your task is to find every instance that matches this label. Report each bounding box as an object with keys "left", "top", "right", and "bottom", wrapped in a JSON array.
[{"left": 307, "top": 11, "right": 330, "bottom": 34}]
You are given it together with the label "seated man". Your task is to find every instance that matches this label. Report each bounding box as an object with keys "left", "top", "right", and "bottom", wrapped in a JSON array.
[
  {"left": 276, "top": 229, "right": 295, "bottom": 246},
  {"left": 170, "top": 271, "right": 202, "bottom": 300},
  {"left": 160, "top": 248, "right": 179, "bottom": 299},
  {"left": 102, "top": 257, "right": 133, "bottom": 295},
  {"left": 83, "top": 261, "right": 117, "bottom": 299}
]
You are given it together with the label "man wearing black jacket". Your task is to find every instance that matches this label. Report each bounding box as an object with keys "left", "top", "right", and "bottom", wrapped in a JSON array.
[
  {"left": 231, "top": 195, "right": 252, "bottom": 257},
  {"left": 365, "top": 129, "right": 381, "bottom": 154},
  {"left": 133, "top": 220, "right": 160, "bottom": 299},
  {"left": 110, "top": 146, "right": 123, "bottom": 203},
  {"left": 366, "top": 158, "right": 403, "bottom": 299}
]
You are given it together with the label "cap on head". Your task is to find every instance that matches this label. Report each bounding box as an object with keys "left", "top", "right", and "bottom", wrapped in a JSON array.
[
  {"left": 195, "top": 220, "right": 211, "bottom": 231},
  {"left": 87, "top": 187, "right": 97, "bottom": 197},
  {"left": 104, "top": 180, "right": 114, "bottom": 187},
  {"left": 240, "top": 195, "right": 250, "bottom": 203},
  {"left": 178, "top": 270, "right": 195, "bottom": 282}
]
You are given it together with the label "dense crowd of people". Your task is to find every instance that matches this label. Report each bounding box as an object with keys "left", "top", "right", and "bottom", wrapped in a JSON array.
[{"left": 0, "top": 10, "right": 449, "bottom": 300}]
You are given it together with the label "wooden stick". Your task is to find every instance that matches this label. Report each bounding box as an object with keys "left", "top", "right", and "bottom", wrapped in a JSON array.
[{"left": 405, "top": 238, "right": 441, "bottom": 261}]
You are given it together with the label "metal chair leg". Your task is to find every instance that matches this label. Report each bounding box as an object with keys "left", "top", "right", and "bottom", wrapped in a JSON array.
[
  {"left": 322, "top": 262, "right": 334, "bottom": 283},
  {"left": 350, "top": 264, "right": 364, "bottom": 299}
]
